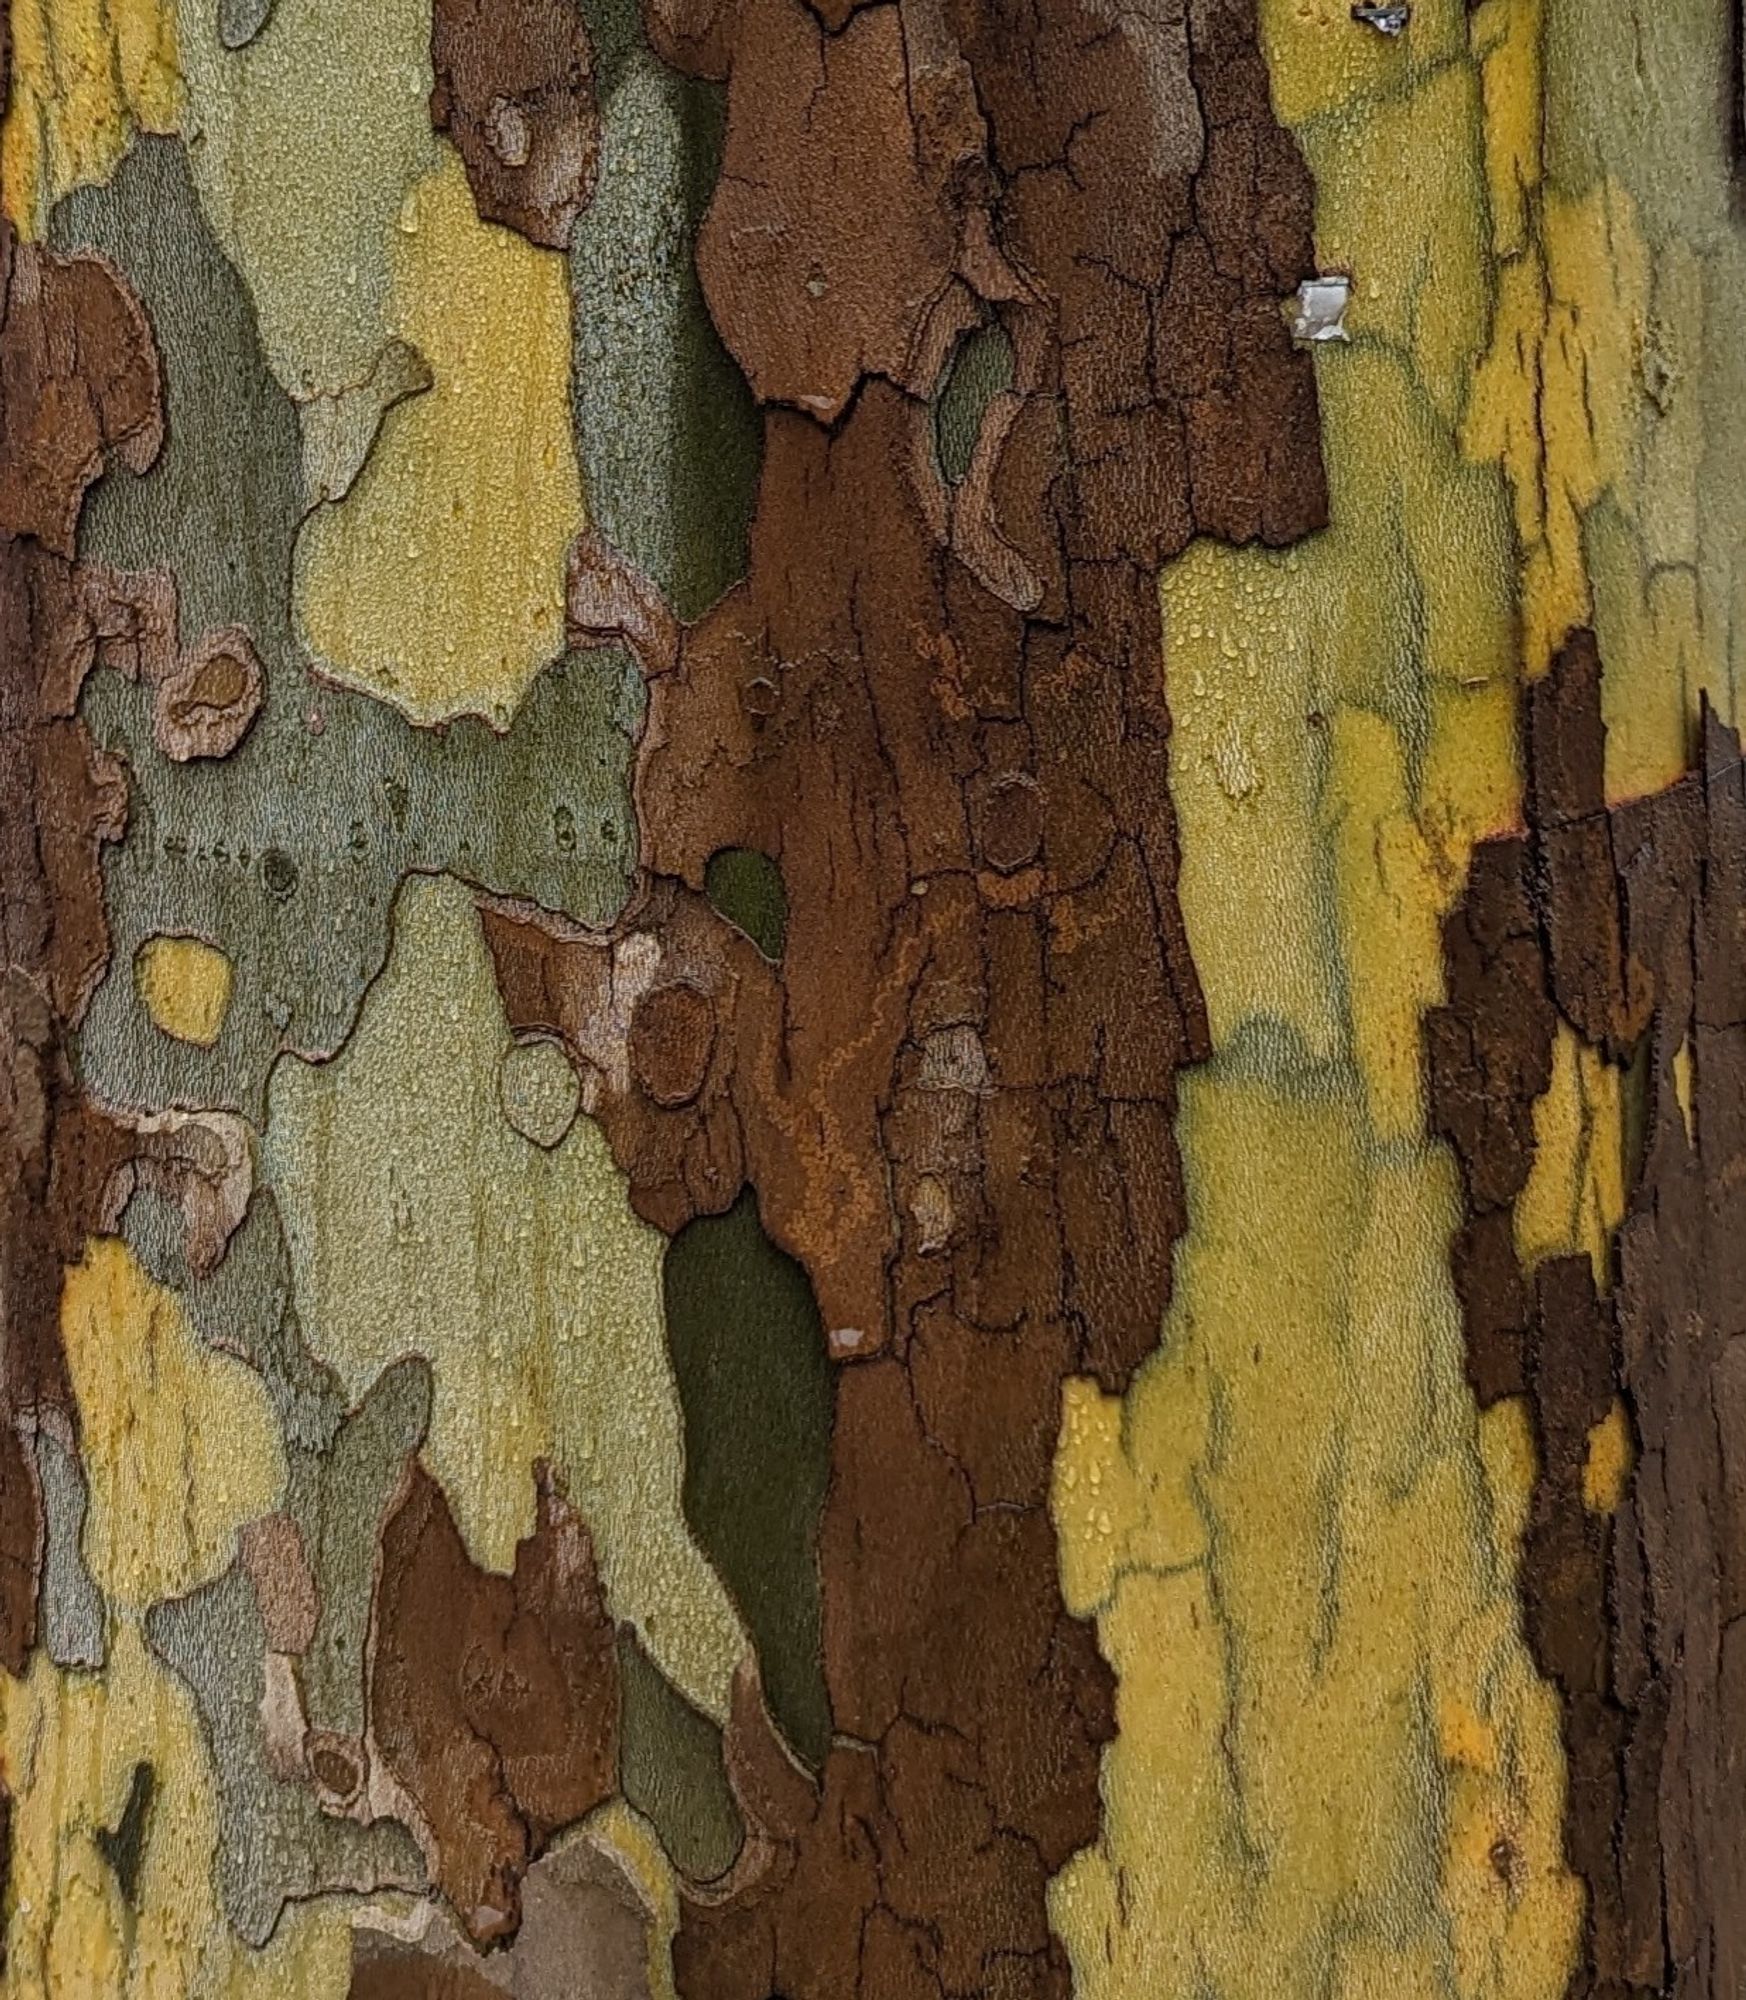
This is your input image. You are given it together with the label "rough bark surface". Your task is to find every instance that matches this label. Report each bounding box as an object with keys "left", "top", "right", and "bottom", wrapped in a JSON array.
[
  {"left": 0, "top": 0, "right": 1331, "bottom": 1987},
  {"left": 487, "top": 0, "right": 1327, "bottom": 1992},
  {"left": 1432, "top": 631, "right": 1746, "bottom": 1998}
]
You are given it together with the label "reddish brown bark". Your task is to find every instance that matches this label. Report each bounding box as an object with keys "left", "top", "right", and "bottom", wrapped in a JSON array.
[
  {"left": 371, "top": 1463, "right": 622, "bottom": 1945},
  {"left": 430, "top": 0, "right": 600, "bottom": 248}
]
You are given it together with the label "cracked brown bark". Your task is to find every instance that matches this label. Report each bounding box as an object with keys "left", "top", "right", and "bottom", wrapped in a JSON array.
[
  {"left": 430, "top": 0, "right": 601, "bottom": 248},
  {"left": 484, "top": 0, "right": 1327, "bottom": 1990},
  {"left": 1431, "top": 631, "right": 1746, "bottom": 1999}
]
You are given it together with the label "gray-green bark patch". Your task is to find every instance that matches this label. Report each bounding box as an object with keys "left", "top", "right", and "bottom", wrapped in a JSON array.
[
  {"left": 53, "top": 139, "right": 640, "bottom": 1123},
  {"left": 571, "top": 0, "right": 759, "bottom": 620}
]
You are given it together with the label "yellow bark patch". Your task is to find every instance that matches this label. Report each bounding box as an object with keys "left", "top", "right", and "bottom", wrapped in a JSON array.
[
  {"left": 10, "top": 1248, "right": 330, "bottom": 1988},
  {"left": 134, "top": 934, "right": 234, "bottom": 1047},
  {"left": 1324, "top": 708, "right": 1447, "bottom": 1142},
  {"left": 265, "top": 873, "right": 746, "bottom": 1722},
  {"left": 0, "top": 1624, "right": 349, "bottom": 1998},
  {"left": 0, "top": 0, "right": 180, "bottom": 237},
  {"left": 1048, "top": 5, "right": 1584, "bottom": 1989},
  {"left": 1582, "top": 1399, "right": 1634, "bottom": 1516},
  {"left": 1512, "top": 1021, "right": 1625, "bottom": 1285},
  {"left": 294, "top": 146, "right": 584, "bottom": 727},
  {"left": 1674, "top": 1034, "right": 1695, "bottom": 1142},
  {"left": 62, "top": 1237, "right": 284, "bottom": 1612}
]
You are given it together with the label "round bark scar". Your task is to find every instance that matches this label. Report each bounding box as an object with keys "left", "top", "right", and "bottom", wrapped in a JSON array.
[
  {"left": 499, "top": 1036, "right": 582, "bottom": 1149},
  {"left": 630, "top": 981, "right": 716, "bottom": 1107},
  {"left": 976, "top": 773, "right": 1043, "bottom": 874}
]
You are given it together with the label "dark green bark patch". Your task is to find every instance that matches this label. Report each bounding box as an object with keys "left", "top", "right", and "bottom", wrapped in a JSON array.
[
  {"left": 617, "top": 1629, "right": 744, "bottom": 1883},
  {"left": 662, "top": 1188, "right": 832, "bottom": 1770},
  {"left": 94, "top": 1763, "right": 155, "bottom": 1908},
  {"left": 703, "top": 848, "right": 787, "bottom": 963},
  {"left": 932, "top": 321, "right": 1013, "bottom": 486}
]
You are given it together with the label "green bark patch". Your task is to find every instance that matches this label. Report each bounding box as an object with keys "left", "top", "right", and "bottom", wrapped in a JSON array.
[
  {"left": 703, "top": 848, "right": 787, "bottom": 963},
  {"left": 616, "top": 1630, "right": 743, "bottom": 1884},
  {"left": 932, "top": 320, "right": 1013, "bottom": 486},
  {"left": 662, "top": 1189, "right": 832, "bottom": 1770}
]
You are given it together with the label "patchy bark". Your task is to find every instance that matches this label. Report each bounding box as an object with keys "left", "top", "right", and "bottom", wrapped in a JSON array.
[
  {"left": 1432, "top": 632, "right": 1746, "bottom": 1997},
  {"left": 3, "top": 0, "right": 1330, "bottom": 1985},
  {"left": 0, "top": 194, "right": 161, "bottom": 1670},
  {"left": 485, "top": 0, "right": 1327, "bottom": 1990}
]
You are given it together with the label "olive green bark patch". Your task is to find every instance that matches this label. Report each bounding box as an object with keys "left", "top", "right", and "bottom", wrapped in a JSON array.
[
  {"left": 663, "top": 1189, "right": 833, "bottom": 1769},
  {"left": 703, "top": 848, "right": 787, "bottom": 964},
  {"left": 294, "top": 1357, "right": 432, "bottom": 1741},
  {"left": 933, "top": 321, "right": 1014, "bottom": 486},
  {"left": 174, "top": 0, "right": 438, "bottom": 398},
  {"left": 616, "top": 1629, "right": 743, "bottom": 1885},
  {"left": 124, "top": 1188, "right": 347, "bottom": 1457}
]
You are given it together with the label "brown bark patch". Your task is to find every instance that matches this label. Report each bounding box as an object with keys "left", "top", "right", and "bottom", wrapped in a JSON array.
[
  {"left": 0, "top": 219, "right": 166, "bottom": 1669},
  {"left": 430, "top": 0, "right": 601, "bottom": 247},
  {"left": 370, "top": 1460, "right": 620, "bottom": 1945}
]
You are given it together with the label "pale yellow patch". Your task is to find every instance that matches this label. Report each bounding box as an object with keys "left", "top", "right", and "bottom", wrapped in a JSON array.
[
  {"left": 0, "top": 1623, "right": 349, "bottom": 1998},
  {"left": 265, "top": 874, "right": 746, "bottom": 1721},
  {"left": 294, "top": 146, "right": 583, "bottom": 727},
  {"left": 62, "top": 1237, "right": 284, "bottom": 1612},
  {"left": 1513, "top": 1022, "right": 1625, "bottom": 1285},
  {"left": 1582, "top": 1399, "right": 1634, "bottom": 1516},
  {"left": 0, "top": 0, "right": 180, "bottom": 236},
  {"left": 1050, "top": 1377, "right": 1151, "bottom": 1617},
  {"left": 1674, "top": 1035, "right": 1695, "bottom": 1142},
  {"left": 134, "top": 934, "right": 234, "bottom": 1047}
]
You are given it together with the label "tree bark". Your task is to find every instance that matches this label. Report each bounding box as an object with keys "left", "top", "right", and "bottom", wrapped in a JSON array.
[{"left": 2, "top": 0, "right": 1744, "bottom": 1994}]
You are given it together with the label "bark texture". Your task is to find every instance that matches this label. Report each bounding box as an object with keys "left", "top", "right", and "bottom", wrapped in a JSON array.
[
  {"left": 488, "top": 0, "right": 1328, "bottom": 1988},
  {"left": 1434, "top": 633, "right": 1746, "bottom": 1998},
  {"left": 10, "top": 0, "right": 1746, "bottom": 1990}
]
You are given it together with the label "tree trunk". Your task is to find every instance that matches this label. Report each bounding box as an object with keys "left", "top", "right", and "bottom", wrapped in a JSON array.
[{"left": 1, "top": 0, "right": 1742, "bottom": 1993}]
